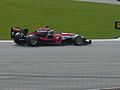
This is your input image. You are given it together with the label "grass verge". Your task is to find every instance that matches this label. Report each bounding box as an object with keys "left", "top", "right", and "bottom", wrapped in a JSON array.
[{"left": 0, "top": 0, "right": 120, "bottom": 39}]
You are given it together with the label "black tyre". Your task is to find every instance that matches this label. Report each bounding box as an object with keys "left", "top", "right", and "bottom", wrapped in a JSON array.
[
  {"left": 74, "top": 36, "right": 83, "bottom": 45},
  {"left": 27, "top": 36, "right": 40, "bottom": 46},
  {"left": 13, "top": 34, "right": 23, "bottom": 45}
]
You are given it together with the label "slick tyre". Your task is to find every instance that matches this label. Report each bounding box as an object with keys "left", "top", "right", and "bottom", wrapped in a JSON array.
[
  {"left": 13, "top": 34, "right": 23, "bottom": 45},
  {"left": 27, "top": 36, "right": 40, "bottom": 46},
  {"left": 74, "top": 36, "right": 83, "bottom": 45}
]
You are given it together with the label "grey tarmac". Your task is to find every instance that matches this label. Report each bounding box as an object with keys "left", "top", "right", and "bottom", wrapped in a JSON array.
[{"left": 0, "top": 41, "right": 120, "bottom": 90}]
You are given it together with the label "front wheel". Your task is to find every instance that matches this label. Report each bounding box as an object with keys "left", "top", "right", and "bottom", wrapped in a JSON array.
[
  {"left": 27, "top": 36, "right": 40, "bottom": 46},
  {"left": 74, "top": 36, "right": 83, "bottom": 45}
]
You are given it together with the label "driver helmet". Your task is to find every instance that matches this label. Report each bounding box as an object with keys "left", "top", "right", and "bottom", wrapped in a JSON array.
[{"left": 44, "top": 25, "right": 49, "bottom": 28}]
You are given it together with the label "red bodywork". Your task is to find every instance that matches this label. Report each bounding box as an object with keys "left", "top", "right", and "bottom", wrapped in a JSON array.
[
  {"left": 28, "top": 31, "right": 75, "bottom": 44},
  {"left": 11, "top": 27, "right": 91, "bottom": 46}
]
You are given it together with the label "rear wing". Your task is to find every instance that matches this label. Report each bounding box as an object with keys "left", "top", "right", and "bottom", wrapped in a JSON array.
[{"left": 11, "top": 27, "right": 28, "bottom": 38}]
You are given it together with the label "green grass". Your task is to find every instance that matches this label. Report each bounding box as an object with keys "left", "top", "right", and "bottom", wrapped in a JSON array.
[{"left": 0, "top": 0, "right": 120, "bottom": 39}]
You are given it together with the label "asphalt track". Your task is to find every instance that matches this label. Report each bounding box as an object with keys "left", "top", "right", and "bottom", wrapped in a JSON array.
[{"left": 0, "top": 40, "right": 120, "bottom": 90}]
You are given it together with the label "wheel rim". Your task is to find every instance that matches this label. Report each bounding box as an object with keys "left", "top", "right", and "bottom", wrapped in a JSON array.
[
  {"left": 31, "top": 37, "right": 37, "bottom": 45},
  {"left": 76, "top": 37, "right": 82, "bottom": 45}
]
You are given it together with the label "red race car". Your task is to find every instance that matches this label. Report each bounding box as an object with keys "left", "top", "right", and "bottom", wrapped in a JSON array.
[{"left": 11, "top": 27, "right": 92, "bottom": 46}]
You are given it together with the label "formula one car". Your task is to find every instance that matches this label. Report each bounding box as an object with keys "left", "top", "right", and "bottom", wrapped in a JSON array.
[{"left": 11, "top": 27, "right": 92, "bottom": 46}]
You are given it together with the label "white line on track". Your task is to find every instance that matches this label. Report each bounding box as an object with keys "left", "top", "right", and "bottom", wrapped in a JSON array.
[
  {"left": 92, "top": 38, "right": 120, "bottom": 42},
  {"left": 75, "top": 0, "right": 120, "bottom": 5},
  {"left": 0, "top": 38, "right": 120, "bottom": 42},
  {"left": 0, "top": 40, "right": 13, "bottom": 42}
]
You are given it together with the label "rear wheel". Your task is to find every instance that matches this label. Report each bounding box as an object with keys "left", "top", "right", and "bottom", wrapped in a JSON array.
[
  {"left": 74, "top": 36, "right": 83, "bottom": 45},
  {"left": 13, "top": 34, "right": 24, "bottom": 45},
  {"left": 27, "top": 36, "right": 40, "bottom": 46}
]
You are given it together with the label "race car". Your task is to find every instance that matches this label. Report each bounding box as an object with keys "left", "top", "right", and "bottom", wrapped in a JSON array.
[{"left": 11, "top": 27, "right": 92, "bottom": 46}]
